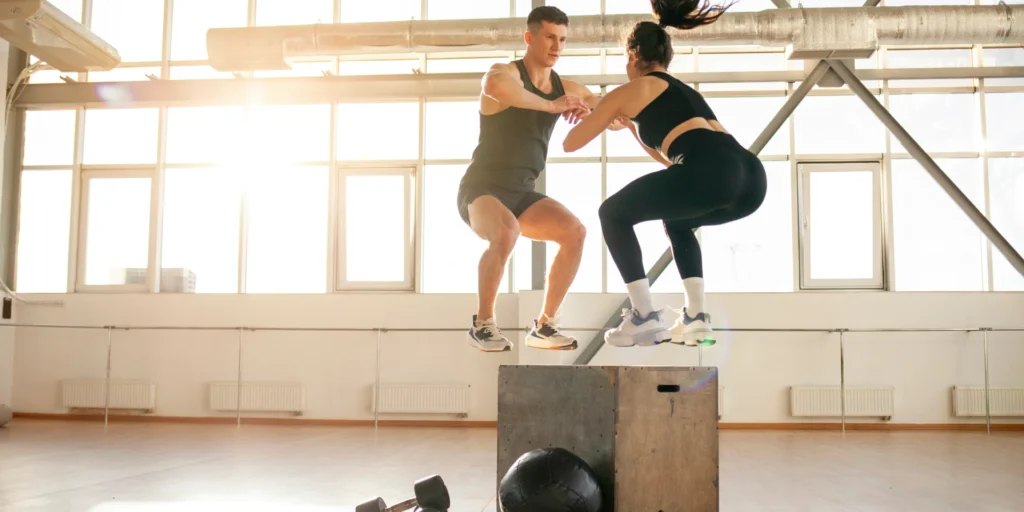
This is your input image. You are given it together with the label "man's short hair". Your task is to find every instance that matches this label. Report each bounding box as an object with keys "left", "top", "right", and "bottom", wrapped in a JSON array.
[{"left": 527, "top": 6, "right": 569, "bottom": 32}]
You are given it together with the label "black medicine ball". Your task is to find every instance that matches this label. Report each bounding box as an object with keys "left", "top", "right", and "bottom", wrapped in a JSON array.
[{"left": 498, "top": 447, "right": 603, "bottom": 512}]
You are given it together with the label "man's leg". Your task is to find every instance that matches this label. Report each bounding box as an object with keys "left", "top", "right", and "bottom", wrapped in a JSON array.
[
  {"left": 465, "top": 194, "right": 520, "bottom": 351},
  {"left": 516, "top": 197, "right": 586, "bottom": 349}
]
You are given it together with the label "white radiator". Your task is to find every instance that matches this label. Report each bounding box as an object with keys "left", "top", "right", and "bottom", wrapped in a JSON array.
[
  {"left": 953, "top": 386, "right": 1024, "bottom": 417},
  {"left": 790, "top": 386, "right": 895, "bottom": 419},
  {"left": 371, "top": 383, "right": 470, "bottom": 416},
  {"left": 61, "top": 379, "right": 156, "bottom": 412},
  {"left": 209, "top": 382, "right": 305, "bottom": 415}
]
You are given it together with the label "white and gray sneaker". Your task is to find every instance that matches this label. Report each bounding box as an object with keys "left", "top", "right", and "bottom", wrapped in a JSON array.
[
  {"left": 604, "top": 308, "right": 672, "bottom": 347},
  {"left": 526, "top": 316, "right": 578, "bottom": 350},
  {"left": 467, "top": 315, "right": 512, "bottom": 352},
  {"left": 669, "top": 307, "right": 715, "bottom": 346}
]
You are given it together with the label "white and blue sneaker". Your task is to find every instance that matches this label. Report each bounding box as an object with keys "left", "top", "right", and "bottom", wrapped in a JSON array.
[
  {"left": 467, "top": 315, "right": 512, "bottom": 352},
  {"left": 669, "top": 308, "right": 715, "bottom": 346},
  {"left": 526, "top": 316, "right": 578, "bottom": 350},
  {"left": 604, "top": 308, "right": 672, "bottom": 347}
]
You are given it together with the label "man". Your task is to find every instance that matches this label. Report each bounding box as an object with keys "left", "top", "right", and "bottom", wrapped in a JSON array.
[{"left": 458, "top": 5, "right": 600, "bottom": 352}]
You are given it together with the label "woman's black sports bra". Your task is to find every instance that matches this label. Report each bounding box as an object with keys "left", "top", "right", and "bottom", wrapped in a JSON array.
[{"left": 630, "top": 71, "right": 718, "bottom": 154}]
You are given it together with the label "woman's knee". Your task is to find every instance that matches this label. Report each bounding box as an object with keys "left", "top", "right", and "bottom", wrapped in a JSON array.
[{"left": 598, "top": 196, "right": 630, "bottom": 227}]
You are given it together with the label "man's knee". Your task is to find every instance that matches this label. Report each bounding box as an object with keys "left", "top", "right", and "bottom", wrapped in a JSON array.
[
  {"left": 559, "top": 220, "right": 586, "bottom": 249},
  {"left": 487, "top": 223, "right": 520, "bottom": 256}
]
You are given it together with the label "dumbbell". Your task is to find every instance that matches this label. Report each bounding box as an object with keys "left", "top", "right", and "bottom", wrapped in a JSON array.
[{"left": 355, "top": 474, "right": 450, "bottom": 512}]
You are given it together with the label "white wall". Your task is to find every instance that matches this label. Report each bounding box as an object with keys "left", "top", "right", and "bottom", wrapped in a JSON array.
[{"left": 10, "top": 290, "right": 1024, "bottom": 425}]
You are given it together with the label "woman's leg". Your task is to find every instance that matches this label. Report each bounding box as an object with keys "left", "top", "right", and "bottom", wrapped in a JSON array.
[{"left": 598, "top": 163, "right": 734, "bottom": 346}]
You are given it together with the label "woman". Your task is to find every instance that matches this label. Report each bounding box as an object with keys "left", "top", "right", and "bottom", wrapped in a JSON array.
[{"left": 562, "top": 0, "right": 765, "bottom": 348}]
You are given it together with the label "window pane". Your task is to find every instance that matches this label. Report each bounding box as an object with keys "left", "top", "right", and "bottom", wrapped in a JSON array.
[
  {"left": 605, "top": 120, "right": 650, "bottom": 158},
  {"left": 342, "top": 174, "right": 407, "bottom": 283},
  {"left": 23, "top": 110, "right": 76, "bottom": 166},
  {"left": 429, "top": 0, "right": 507, "bottom": 19},
  {"left": 886, "top": 49, "right": 973, "bottom": 88},
  {"left": 606, "top": 51, "right": 692, "bottom": 75},
  {"left": 83, "top": 176, "right": 152, "bottom": 286},
  {"left": 245, "top": 167, "right": 328, "bottom": 293},
  {"left": 90, "top": 0, "right": 164, "bottom": 62},
  {"left": 513, "top": 237, "right": 533, "bottom": 293},
  {"left": 702, "top": 161, "right": 793, "bottom": 292},
  {"left": 984, "top": 93, "right": 1024, "bottom": 152},
  {"left": 422, "top": 165, "right": 486, "bottom": 293},
  {"left": 427, "top": 57, "right": 508, "bottom": 73},
  {"left": 698, "top": 52, "right": 786, "bottom": 91},
  {"left": 337, "top": 59, "right": 421, "bottom": 75},
  {"left": 548, "top": 0, "right": 600, "bottom": 15},
  {"left": 425, "top": 101, "right": 480, "bottom": 160},
  {"left": 172, "top": 0, "right": 248, "bottom": 61},
  {"left": 892, "top": 159, "right": 986, "bottom": 291},
  {"left": 982, "top": 47, "right": 1024, "bottom": 86},
  {"left": 989, "top": 158, "right": 1024, "bottom": 291},
  {"left": 83, "top": 108, "right": 159, "bottom": 165},
  {"left": 161, "top": 168, "right": 241, "bottom": 293},
  {"left": 795, "top": 95, "right": 885, "bottom": 155},
  {"left": 255, "top": 0, "right": 333, "bottom": 25},
  {"left": 546, "top": 164, "right": 602, "bottom": 293},
  {"left": 888, "top": 94, "right": 980, "bottom": 154},
  {"left": 554, "top": 56, "right": 602, "bottom": 75},
  {"left": 15, "top": 171, "right": 72, "bottom": 292},
  {"left": 87, "top": 67, "right": 162, "bottom": 82},
  {"left": 51, "top": 0, "right": 83, "bottom": 22},
  {"left": 606, "top": 162, "right": 681, "bottom": 293},
  {"left": 337, "top": 103, "right": 419, "bottom": 161},
  {"left": 248, "top": 105, "right": 331, "bottom": 164},
  {"left": 341, "top": 0, "right": 419, "bottom": 22},
  {"left": 27, "top": 70, "right": 70, "bottom": 84},
  {"left": 705, "top": 96, "right": 789, "bottom": 155},
  {"left": 808, "top": 169, "right": 875, "bottom": 280},
  {"left": 166, "top": 106, "right": 246, "bottom": 164}
]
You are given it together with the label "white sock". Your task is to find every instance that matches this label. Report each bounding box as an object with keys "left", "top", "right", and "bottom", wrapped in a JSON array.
[
  {"left": 683, "top": 277, "right": 705, "bottom": 316},
  {"left": 626, "top": 279, "right": 656, "bottom": 316}
]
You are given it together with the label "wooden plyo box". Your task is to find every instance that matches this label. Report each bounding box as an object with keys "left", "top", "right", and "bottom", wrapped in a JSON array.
[{"left": 497, "top": 365, "right": 719, "bottom": 512}]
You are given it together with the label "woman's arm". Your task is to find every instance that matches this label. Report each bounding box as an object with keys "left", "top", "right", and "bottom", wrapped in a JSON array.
[{"left": 562, "top": 86, "right": 627, "bottom": 153}]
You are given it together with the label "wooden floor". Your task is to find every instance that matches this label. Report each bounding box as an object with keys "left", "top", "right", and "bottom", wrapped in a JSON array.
[{"left": 1, "top": 420, "right": 1023, "bottom": 511}]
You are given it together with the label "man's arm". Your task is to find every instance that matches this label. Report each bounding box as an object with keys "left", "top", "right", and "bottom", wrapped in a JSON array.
[
  {"left": 562, "top": 79, "right": 602, "bottom": 110},
  {"left": 482, "top": 63, "right": 582, "bottom": 113}
]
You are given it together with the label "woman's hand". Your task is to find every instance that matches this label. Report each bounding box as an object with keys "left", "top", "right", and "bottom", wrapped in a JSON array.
[{"left": 608, "top": 116, "right": 633, "bottom": 131}]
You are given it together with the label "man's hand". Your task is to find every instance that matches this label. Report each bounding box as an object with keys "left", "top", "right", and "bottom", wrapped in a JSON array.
[
  {"left": 545, "top": 95, "right": 587, "bottom": 115},
  {"left": 608, "top": 116, "right": 632, "bottom": 131}
]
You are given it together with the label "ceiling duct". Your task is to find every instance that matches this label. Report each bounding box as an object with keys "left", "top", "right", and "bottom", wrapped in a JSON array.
[
  {"left": 0, "top": 0, "right": 120, "bottom": 72},
  {"left": 207, "top": 5, "right": 1022, "bottom": 72}
]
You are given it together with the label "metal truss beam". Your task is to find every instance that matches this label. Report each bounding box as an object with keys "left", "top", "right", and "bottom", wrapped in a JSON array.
[
  {"left": 15, "top": 66, "right": 1024, "bottom": 108},
  {"left": 571, "top": 60, "right": 833, "bottom": 366},
  {"left": 829, "top": 59, "right": 1024, "bottom": 279}
]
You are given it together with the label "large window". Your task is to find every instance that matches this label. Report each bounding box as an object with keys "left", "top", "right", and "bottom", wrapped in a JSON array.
[
  {"left": 337, "top": 102, "right": 420, "bottom": 161},
  {"left": 171, "top": 0, "right": 248, "bottom": 61},
  {"left": 23, "top": 110, "right": 76, "bottom": 166},
  {"left": 15, "top": 171, "right": 73, "bottom": 293},
  {"left": 425, "top": 101, "right": 480, "bottom": 161},
  {"left": 78, "top": 172, "right": 153, "bottom": 289},
  {"left": 798, "top": 162, "right": 883, "bottom": 289},
  {"left": 244, "top": 166, "right": 329, "bottom": 293},
  {"left": 421, "top": 165, "right": 487, "bottom": 293},
  {"left": 336, "top": 169, "right": 415, "bottom": 290},
  {"left": 983, "top": 93, "right": 1024, "bottom": 153},
  {"left": 90, "top": 0, "right": 165, "bottom": 63},
  {"left": 886, "top": 49, "right": 974, "bottom": 88},
  {"left": 255, "top": 0, "right": 333, "bottom": 26},
  {"left": 888, "top": 94, "right": 981, "bottom": 155},
  {"left": 795, "top": 95, "right": 885, "bottom": 155},
  {"left": 891, "top": 159, "right": 986, "bottom": 291},
  {"left": 83, "top": 108, "right": 160, "bottom": 165},
  {"left": 704, "top": 96, "right": 789, "bottom": 155},
  {"left": 341, "top": 0, "right": 419, "bottom": 22},
  {"left": 545, "top": 164, "right": 603, "bottom": 293},
  {"left": 985, "top": 158, "right": 1024, "bottom": 292}
]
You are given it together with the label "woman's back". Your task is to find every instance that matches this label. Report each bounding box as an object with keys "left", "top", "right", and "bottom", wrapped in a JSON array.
[{"left": 629, "top": 71, "right": 720, "bottom": 153}]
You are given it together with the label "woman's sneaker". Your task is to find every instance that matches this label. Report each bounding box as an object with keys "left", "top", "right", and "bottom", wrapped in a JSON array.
[
  {"left": 527, "top": 316, "right": 578, "bottom": 350},
  {"left": 604, "top": 308, "right": 672, "bottom": 347},
  {"left": 467, "top": 315, "right": 512, "bottom": 352},
  {"left": 669, "top": 308, "right": 715, "bottom": 346}
]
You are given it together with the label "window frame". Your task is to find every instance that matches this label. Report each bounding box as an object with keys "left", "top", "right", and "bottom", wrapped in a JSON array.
[
  {"left": 796, "top": 161, "right": 886, "bottom": 291},
  {"left": 75, "top": 168, "right": 158, "bottom": 293},
  {"left": 333, "top": 166, "right": 417, "bottom": 292}
]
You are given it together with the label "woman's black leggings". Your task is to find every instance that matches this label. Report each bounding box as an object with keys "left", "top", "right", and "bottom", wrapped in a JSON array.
[{"left": 599, "top": 130, "right": 767, "bottom": 283}]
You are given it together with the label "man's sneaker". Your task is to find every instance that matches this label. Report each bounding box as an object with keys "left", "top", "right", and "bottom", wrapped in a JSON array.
[
  {"left": 467, "top": 315, "right": 512, "bottom": 352},
  {"left": 604, "top": 308, "right": 672, "bottom": 347},
  {"left": 669, "top": 308, "right": 715, "bottom": 346},
  {"left": 527, "top": 317, "right": 578, "bottom": 350}
]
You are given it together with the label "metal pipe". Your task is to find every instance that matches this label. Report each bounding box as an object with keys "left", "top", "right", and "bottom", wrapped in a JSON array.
[
  {"left": 236, "top": 328, "right": 243, "bottom": 428},
  {"left": 205, "top": 6, "right": 1024, "bottom": 69},
  {"left": 104, "top": 326, "right": 112, "bottom": 427},
  {"left": 829, "top": 59, "right": 1024, "bottom": 279},
  {"left": 839, "top": 329, "right": 847, "bottom": 433},
  {"left": 984, "top": 328, "right": 991, "bottom": 435},
  {"left": 374, "top": 328, "right": 383, "bottom": 430}
]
